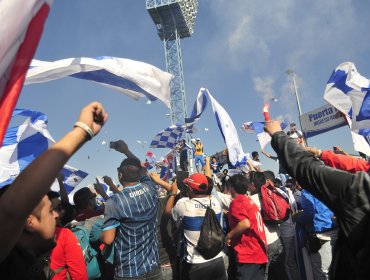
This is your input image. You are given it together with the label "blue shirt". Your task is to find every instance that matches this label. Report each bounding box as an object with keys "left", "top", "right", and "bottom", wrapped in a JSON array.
[
  {"left": 102, "top": 176, "right": 159, "bottom": 277},
  {"left": 299, "top": 189, "right": 337, "bottom": 233}
]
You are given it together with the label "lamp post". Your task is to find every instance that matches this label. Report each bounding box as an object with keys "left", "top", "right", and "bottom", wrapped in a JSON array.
[{"left": 286, "top": 69, "right": 308, "bottom": 146}]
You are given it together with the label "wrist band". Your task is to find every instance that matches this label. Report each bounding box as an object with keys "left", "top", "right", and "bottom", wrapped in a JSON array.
[{"left": 74, "top": 122, "right": 94, "bottom": 140}]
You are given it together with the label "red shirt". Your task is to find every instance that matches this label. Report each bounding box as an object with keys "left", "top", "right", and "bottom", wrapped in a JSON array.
[
  {"left": 50, "top": 227, "right": 88, "bottom": 280},
  {"left": 228, "top": 194, "right": 268, "bottom": 264},
  {"left": 321, "top": 150, "right": 370, "bottom": 173}
]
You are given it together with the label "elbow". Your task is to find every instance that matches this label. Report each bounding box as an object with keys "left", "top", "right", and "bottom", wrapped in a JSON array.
[{"left": 100, "top": 232, "right": 114, "bottom": 245}]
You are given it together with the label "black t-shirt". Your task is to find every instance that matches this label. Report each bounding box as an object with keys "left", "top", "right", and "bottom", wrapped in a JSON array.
[
  {"left": 157, "top": 197, "right": 176, "bottom": 265},
  {"left": 0, "top": 247, "right": 48, "bottom": 280}
]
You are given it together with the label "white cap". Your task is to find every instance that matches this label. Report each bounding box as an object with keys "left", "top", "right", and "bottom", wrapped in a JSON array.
[{"left": 196, "top": 138, "right": 201, "bottom": 141}]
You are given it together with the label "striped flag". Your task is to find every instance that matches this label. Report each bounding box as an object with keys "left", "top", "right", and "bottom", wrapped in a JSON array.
[
  {"left": 26, "top": 57, "right": 173, "bottom": 107},
  {"left": 0, "top": 0, "right": 52, "bottom": 147}
]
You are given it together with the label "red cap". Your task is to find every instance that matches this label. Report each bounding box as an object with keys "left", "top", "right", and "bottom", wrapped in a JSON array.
[{"left": 183, "top": 173, "right": 209, "bottom": 192}]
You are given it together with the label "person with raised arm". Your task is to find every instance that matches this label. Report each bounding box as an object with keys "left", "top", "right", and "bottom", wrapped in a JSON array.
[
  {"left": 0, "top": 102, "right": 108, "bottom": 279},
  {"left": 264, "top": 119, "right": 370, "bottom": 279}
]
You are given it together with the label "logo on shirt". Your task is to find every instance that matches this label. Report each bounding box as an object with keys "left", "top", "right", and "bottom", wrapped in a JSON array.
[{"left": 129, "top": 186, "right": 149, "bottom": 198}]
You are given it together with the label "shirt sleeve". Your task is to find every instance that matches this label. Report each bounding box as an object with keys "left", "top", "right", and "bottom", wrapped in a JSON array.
[
  {"left": 102, "top": 198, "right": 120, "bottom": 231},
  {"left": 64, "top": 228, "right": 88, "bottom": 280},
  {"left": 320, "top": 150, "right": 370, "bottom": 173}
]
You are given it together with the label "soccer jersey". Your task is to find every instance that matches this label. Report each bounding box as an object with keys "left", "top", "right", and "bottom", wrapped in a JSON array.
[
  {"left": 228, "top": 194, "right": 268, "bottom": 264},
  {"left": 102, "top": 176, "right": 159, "bottom": 278},
  {"left": 194, "top": 143, "right": 203, "bottom": 156},
  {"left": 172, "top": 196, "right": 224, "bottom": 264}
]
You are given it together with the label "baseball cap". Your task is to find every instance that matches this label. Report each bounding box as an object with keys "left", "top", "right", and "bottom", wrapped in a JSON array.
[
  {"left": 196, "top": 138, "right": 201, "bottom": 141},
  {"left": 183, "top": 173, "right": 208, "bottom": 192}
]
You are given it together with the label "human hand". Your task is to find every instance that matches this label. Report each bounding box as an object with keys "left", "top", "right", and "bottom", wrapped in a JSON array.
[
  {"left": 94, "top": 182, "right": 106, "bottom": 196},
  {"left": 103, "top": 175, "right": 114, "bottom": 186},
  {"left": 77, "top": 102, "right": 108, "bottom": 138},
  {"left": 113, "top": 140, "right": 129, "bottom": 153},
  {"left": 171, "top": 181, "right": 178, "bottom": 195},
  {"left": 149, "top": 172, "right": 160, "bottom": 183},
  {"left": 226, "top": 234, "right": 232, "bottom": 246},
  {"left": 305, "top": 147, "right": 322, "bottom": 157},
  {"left": 264, "top": 120, "right": 282, "bottom": 136}
]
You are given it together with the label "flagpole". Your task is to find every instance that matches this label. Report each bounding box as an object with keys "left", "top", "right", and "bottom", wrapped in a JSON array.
[{"left": 286, "top": 70, "right": 308, "bottom": 146}]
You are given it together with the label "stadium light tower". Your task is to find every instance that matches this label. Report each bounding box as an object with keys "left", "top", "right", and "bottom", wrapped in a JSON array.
[{"left": 146, "top": 0, "right": 198, "bottom": 126}]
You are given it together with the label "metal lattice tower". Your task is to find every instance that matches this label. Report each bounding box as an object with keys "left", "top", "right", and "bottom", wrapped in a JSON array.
[{"left": 146, "top": 0, "right": 198, "bottom": 126}]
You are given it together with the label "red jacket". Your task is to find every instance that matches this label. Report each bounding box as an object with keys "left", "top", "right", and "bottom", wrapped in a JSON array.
[
  {"left": 50, "top": 227, "right": 88, "bottom": 280},
  {"left": 320, "top": 150, "right": 370, "bottom": 173}
]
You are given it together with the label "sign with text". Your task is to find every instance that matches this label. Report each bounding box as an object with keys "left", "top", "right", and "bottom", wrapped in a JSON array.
[{"left": 300, "top": 104, "right": 346, "bottom": 138}]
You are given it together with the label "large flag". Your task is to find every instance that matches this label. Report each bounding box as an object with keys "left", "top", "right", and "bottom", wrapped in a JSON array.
[
  {"left": 324, "top": 62, "right": 370, "bottom": 132},
  {"left": 0, "top": 0, "right": 52, "bottom": 147},
  {"left": 0, "top": 108, "right": 54, "bottom": 187},
  {"left": 1, "top": 108, "right": 88, "bottom": 192},
  {"left": 150, "top": 125, "right": 184, "bottom": 149},
  {"left": 26, "top": 57, "right": 173, "bottom": 107},
  {"left": 242, "top": 120, "right": 288, "bottom": 149},
  {"left": 185, "top": 88, "right": 209, "bottom": 124},
  {"left": 207, "top": 90, "right": 247, "bottom": 167}
]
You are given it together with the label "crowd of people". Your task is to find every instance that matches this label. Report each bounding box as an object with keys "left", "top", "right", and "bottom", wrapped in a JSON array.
[{"left": 0, "top": 102, "right": 369, "bottom": 280}]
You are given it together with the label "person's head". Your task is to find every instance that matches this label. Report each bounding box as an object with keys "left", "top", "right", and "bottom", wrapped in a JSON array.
[
  {"left": 211, "top": 156, "right": 217, "bottom": 163},
  {"left": 250, "top": 171, "right": 267, "bottom": 194},
  {"left": 183, "top": 173, "right": 208, "bottom": 198},
  {"left": 0, "top": 186, "right": 58, "bottom": 255},
  {"left": 263, "top": 170, "right": 275, "bottom": 186},
  {"left": 73, "top": 187, "right": 97, "bottom": 212},
  {"left": 252, "top": 151, "right": 259, "bottom": 160},
  {"left": 274, "top": 178, "right": 282, "bottom": 188},
  {"left": 180, "top": 139, "right": 186, "bottom": 145},
  {"left": 290, "top": 123, "right": 297, "bottom": 132},
  {"left": 196, "top": 138, "right": 201, "bottom": 143},
  {"left": 117, "top": 157, "right": 142, "bottom": 185},
  {"left": 285, "top": 178, "right": 297, "bottom": 192},
  {"left": 228, "top": 174, "right": 248, "bottom": 198},
  {"left": 223, "top": 169, "right": 228, "bottom": 175},
  {"left": 47, "top": 191, "right": 64, "bottom": 226}
]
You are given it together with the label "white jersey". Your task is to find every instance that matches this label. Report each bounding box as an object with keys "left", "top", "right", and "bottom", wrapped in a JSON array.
[{"left": 172, "top": 196, "right": 224, "bottom": 264}]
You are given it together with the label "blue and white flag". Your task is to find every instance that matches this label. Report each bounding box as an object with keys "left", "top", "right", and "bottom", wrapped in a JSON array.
[
  {"left": 185, "top": 88, "right": 209, "bottom": 123},
  {"left": 243, "top": 120, "right": 288, "bottom": 149},
  {"left": 26, "top": 57, "right": 173, "bottom": 107},
  {"left": 150, "top": 125, "right": 184, "bottom": 149},
  {"left": 0, "top": 108, "right": 55, "bottom": 188},
  {"left": 207, "top": 90, "right": 247, "bottom": 167},
  {"left": 324, "top": 62, "right": 370, "bottom": 132}
]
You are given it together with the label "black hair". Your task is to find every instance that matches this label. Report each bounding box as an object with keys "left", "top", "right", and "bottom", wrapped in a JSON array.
[
  {"left": 252, "top": 172, "right": 266, "bottom": 192},
  {"left": 73, "top": 188, "right": 94, "bottom": 211},
  {"left": 285, "top": 178, "right": 296, "bottom": 185},
  {"left": 47, "top": 191, "right": 60, "bottom": 200},
  {"left": 119, "top": 157, "right": 142, "bottom": 183},
  {"left": 205, "top": 176, "right": 214, "bottom": 195},
  {"left": 228, "top": 174, "right": 248, "bottom": 194},
  {"left": 263, "top": 170, "right": 275, "bottom": 182},
  {"left": 252, "top": 151, "right": 259, "bottom": 158},
  {"left": 274, "top": 178, "right": 282, "bottom": 188}
]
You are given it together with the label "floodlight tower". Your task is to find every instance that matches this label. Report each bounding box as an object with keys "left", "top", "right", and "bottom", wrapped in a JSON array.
[{"left": 146, "top": 0, "right": 198, "bottom": 126}]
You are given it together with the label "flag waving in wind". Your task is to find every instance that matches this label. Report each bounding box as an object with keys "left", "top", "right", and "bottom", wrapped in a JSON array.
[
  {"left": 0, "top": 0, "right": 52, "bottom": 147},
  {"left": 26, "top": 57, "right": 173, "bottom": 107},
  {"left": 324, "top": 62, "right": 370, "bottom": 132}
]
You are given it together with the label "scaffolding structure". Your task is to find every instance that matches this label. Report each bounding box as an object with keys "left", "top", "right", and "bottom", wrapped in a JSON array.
[{"left": 146, "top": 0, "right": 198, "bottom": 126}]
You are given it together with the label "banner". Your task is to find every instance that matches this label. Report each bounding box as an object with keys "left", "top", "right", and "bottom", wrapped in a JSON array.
[{"left": 299, "top": 104, "right": 346, "bottom": 138}]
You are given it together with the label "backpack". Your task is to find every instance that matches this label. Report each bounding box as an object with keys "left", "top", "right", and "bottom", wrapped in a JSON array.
[
  {"left": 69, "top": 222, "right": 101, "bottom": 280},
  {"left": 260, "top": 183, "right": 291, "bottom": 225},
  {"left": 193, "top": 199, "right": 225, "bottom": 260}
]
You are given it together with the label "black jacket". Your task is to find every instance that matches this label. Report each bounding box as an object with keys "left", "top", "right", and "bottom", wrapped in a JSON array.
[{"left": 271, "top": 132, "right": 370, "bottom": 279}]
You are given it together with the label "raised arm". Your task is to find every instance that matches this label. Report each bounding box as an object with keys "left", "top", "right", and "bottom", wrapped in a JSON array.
[
  {"left": 57, "top": 173, "right": 69, "bottom": 205},
  {"left": 149, "top": 172, "right": 172, "bottom": 192},
  {"left": 0, "top": 102, "right": 108, "bottom": 262},
  {"left": 113, "top": 140, "right": 139, "bottom": 161},
  {"left": 265, "top": 120, "right": 369, "bottom": 237}
]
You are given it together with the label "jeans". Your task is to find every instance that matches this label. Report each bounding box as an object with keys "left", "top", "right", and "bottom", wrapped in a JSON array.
[
  {"left": 265, "top": 238, "right": 287, "bottom": 280},
  {"left": 236, "top": 263, "right": 266, "bottom": 280},
  {"left": 280, "top": 236, "right": 301, "bottom": 280},
  {"left": 310, "top": 239, "right": 336, "bottom": 280},
  {"left": 182, "top": 257, "right": 226, "bottom": 280},
  {"left": 114, "top": 267, "right": 162, "bottom": 280}
]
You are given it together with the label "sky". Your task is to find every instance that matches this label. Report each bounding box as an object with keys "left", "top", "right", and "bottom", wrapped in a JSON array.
[{"left": 16, "top": 0, "right": 370, "bottom": 186}]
